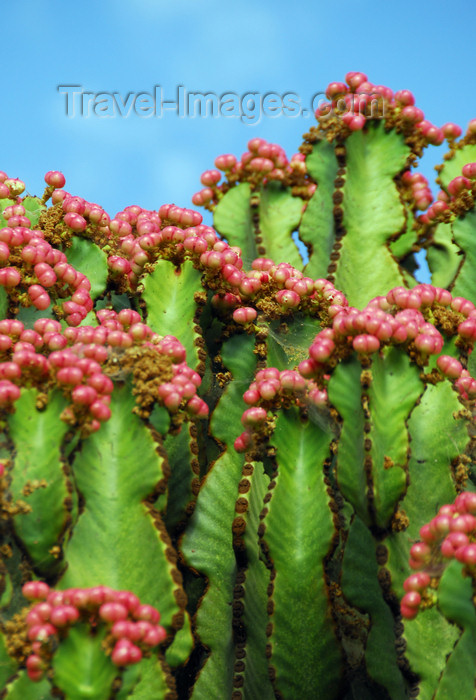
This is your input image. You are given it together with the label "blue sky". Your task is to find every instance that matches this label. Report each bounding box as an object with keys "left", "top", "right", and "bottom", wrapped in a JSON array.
[{"left": 3, "top": 0, "right": 475, "bottom": 282}]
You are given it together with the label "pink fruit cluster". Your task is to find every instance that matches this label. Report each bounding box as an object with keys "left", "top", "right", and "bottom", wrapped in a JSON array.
[
  {"left": 401, "top": 492, "right": 476, "bottom": 620},
  {"left": 316, "top": 72, "right": 454, "bottom": 145},
  {"left": 0, "top": 309, "right": 207, "bottom": 430},
  {"left": 208, "top": 259, "right": 345, "bottom": 321},
  {"left": 108, "top": 204, "right": 203, "bottom": 289},
  {"left": 234, "top": 367, "right": 328, "bottom": 452},
  {"left": 300, "top": 283, "right": 476, "bottom": 388},
  {"left": 22, "top": 581, "right": 166, "bottom": 681},
  {"left": 192, "top": 138, "right": 315, "bottom": 208},
  {"left": 0, "top": 171, "right": 26, "bottom": 199},
  {"left": 107, "top": 212, "right": 346, "bottom": 321},
  {"left": 234, "top": 283, "right": 476, "bottom": 452},
  {"left": 425, "top": 162, "right": 476, "bottom": 223},
  {"left": 401, "top": 170, "right": 434, "bottom": 211},
  {"left": 46, "top": 172, "right": 111, "bottom": 237},
  {"left": 0, "top": 220, "right": 93, "bottom": 325}
]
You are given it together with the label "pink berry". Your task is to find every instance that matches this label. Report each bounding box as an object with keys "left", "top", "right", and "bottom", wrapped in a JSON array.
[
  {"left": 0, "top": 267, "right": 21, "bottom": 287},
  {"left": 23, "top": 581, "right": 50, "bottom": 601},
  {"left": 214, "top": 154, "right": 237, "bottom": 171},
  {"left": 99, "top": 602, "right": 128, "bottom": 623},
  {"left": 401, "top": 591, "right": 421, "bottom": 609},
  {"left": 395, "top": 90, "right": 415, "bottom": 107},
  {"left": 403, "top": 572, "right": 430, "bottom": 593},
  {"left": 276, "top": 289, "right": 301, "bottom": 309},
  {"left": 436, "top": 355, "right": 463, "bottom": 379},
  {"left": 401, "top": 604, "right": 419, "bottom": 620},
  {"left": 45, "top": 171, "right": 66, "bottom": 188},
  {"left": 241, "top": 406, "right": 267, "bottom": 427},
  {"left": 441, "top": 123, "right": 462, "bottom": 140},
  {"left": 233, "top": 307, "right": 257, "bottom": 325},
  {"left": 352, "top": 334, "right": 380, "bottom": 354},
  {"left": 462, "top": 163, "right": 476, "bottom": 180},
  {"left": 200, "top": 169, "right": 221, "bottom": 186},
  {"left": 64, "top": 212, "right": 87, "bottom": 232}
]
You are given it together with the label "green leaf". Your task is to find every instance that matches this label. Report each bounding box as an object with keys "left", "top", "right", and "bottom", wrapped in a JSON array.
[
  {"left": 22, "top": 197, "right": 46, "bottom": 229},
  {"left": 258, "top": 182, "right": 303, "bottom": 269},
  {"left": 334, "top": 122, "right": 409, "bottom": 306},
  {"left": 438, "top": 559, "right": 476, "bottom": 629},
  {"left": 301, "top": 139, "right": 340, "bottom": 279},
  {"left": 59, "top": 382, "right": 183, "bottom": 630},
  {"left": 438, "top": 143, "right": 476, "bottom": 189},
  {"left": 427, "top": 220, "right": 461, "bottom": 289},
  {"left": 142, "top": 259, "right": 203, "bottom": 369},
  {"left": 367, "top": 348, "right": 423, "bottom": 527},
  {"left": 165, "top": 610, "right": 194, "bottom": 667},
  {"left": 65, "top": 237, "right": 108, "bottom": 299},
  {"left": 434, "top": 627, "right": 476, "bottom": 700},
  {"left": 8, "top": 389, "right": 71, "bottom": 574},
  {"left": 125, "top": 655, "right": 175, "bottom": 698},
  {"left": 389, "top": 214, "right": 417, "bottom": 261},
  {"left": 328, "top": 358, "right": 368, "bottom": 523},
  {"left": 213, "top": 183, "right": 258, "bottom": 266},
  {"left": 0, "top": 631, "right": 17, "bottom": 688},
  {"left": 3, "top": 671, "right": 54, "bottom": 699},
  {"left": 52, "top": 624, "right": 117, "bottom": 700},
  {"left": 211, "top": 333, "right": 257, "bottom": 443},
  {"left": 265, "top": 408, "right": 342, "bottom": 699},
  {"left": 447, "top": 208, "right": 476, "bottom": 305},
  {"left": 162, "top": 424, "right": 196, "bottom": 535},
  {"left": 264, "top": 315, "right": 320, "bottom": 371},
  {"left": 400, "top": 607, "right": 459, "bottom": 700},
  {"left": 341, "top": 517, "right": 407, "bottom": 699},
  {"left": 182, "top": 334, "right": 257, "bottom": 699},
  {"left": 0, "top": 287, "right": 7, "bottom": 319},
  {"left": 239, "top": 462, "right": 274, "bottom": 700},
  {"left": 183, "top": 451, "right": 242, "bottom": 700},
  {"left": 404, "top": 381, "right": 467, "bottom": 537}
]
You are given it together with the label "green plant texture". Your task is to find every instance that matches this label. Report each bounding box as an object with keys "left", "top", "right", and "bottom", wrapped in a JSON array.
[{"left": 0, "top": 72, "right": 475, "bottom": 699}]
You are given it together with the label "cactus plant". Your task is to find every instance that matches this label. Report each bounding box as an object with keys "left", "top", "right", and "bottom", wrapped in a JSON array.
[{"left": 0, "top": 72, "right": 475, "bottom": 699}]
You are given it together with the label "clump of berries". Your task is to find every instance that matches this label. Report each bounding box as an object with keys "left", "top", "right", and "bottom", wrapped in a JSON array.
[
  {"left": 20, "top": 581, "right": 166, "bottom": 681},
  {"left": 0, "top": 308, "right": 207, "bottom": 432},
  {"left": 314, "top": 71, "right": 461, "bottom": 149},
  {"left": 235, "top": 282, "right": 476, "bottom": 452},
  {"left": 301, "top": 283, "right": 476, "bottom": 386},
  {"left": 0, "top": 219, "right": 93, "bottom": 325},
  {"left": 192, "top": 138, "right": 314, "bottom": 209},
  {"left": 424, "top": 162, "right": 476, "bottom": 223},
  {"left": 0, "top": 171, "right": 26, "bottom": 199},
  {"left": 107, "top": 203, "right": 203, "bottom": 289},
  {"left": 401, "top": 492, "right": 476, "bottom": 620}
]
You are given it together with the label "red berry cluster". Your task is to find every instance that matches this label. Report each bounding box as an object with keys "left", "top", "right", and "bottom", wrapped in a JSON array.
[
  {"left": 22, "top": 581, "right": 166, "bottom": 682},
  {"left": 235, "top": 367, "right": 322, "bottom": 452},
  {"left": 0, "top": 171, "right": 26, "bottom": 199},
  {"left": 401, "top": 170, "right": 434, "bottom": 211},
  {"left": 0, "top": 217, "right": 93, "bottom": 324},
  {"left": 108, "top": 204, "right": 203, "bottom": 289},
  {"left": 209, "top": 259, "right": 345, "bottom": 323},
  {"left": 234, "top": 283, "right": 476, "bottom": 452},
  {"left": 317, "top": 71, "right": 453, "bottom": 146},
  {"left": 192, "top": 138, "right": 315, "bottom": 209},
  {"left": 309, "top": 282, "right": 475, "bottom": 365},
  {"left": 0, "top": 309, "right": 207, "bottom": 430},
  {"left": 401, "top": 492, "right": 476, "bottom": 620},
  {"left": 424, "top": 162, "right": 476, "bottom": 223},
  {"left": 46, "top": 171, "right": 111, "bottom": 238},
  {"left": 107, "top": 211, "right": 346, "bottom": 324}
]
